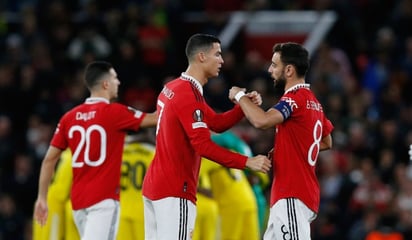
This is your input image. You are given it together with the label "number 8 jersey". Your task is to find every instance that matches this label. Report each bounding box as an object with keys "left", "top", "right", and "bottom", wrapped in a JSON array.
[
  {"left": 271, "top": 84, "right": 334, "bottom": 213},
  {"left": 50, "top": 97, "right": 145, "bottom": 210}
]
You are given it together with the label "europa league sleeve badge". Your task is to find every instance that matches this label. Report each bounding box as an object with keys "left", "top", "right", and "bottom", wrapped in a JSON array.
[
  {"left": 192, "top": 109, "right": 207, "bottom": 129},
  {"left": 193, "top": 109, "right": 203, "bottom": 122}
]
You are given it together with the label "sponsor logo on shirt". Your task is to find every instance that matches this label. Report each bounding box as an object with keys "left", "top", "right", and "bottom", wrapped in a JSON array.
[{"left": 283, "top": 97, "right": 298, "bottom": 110}]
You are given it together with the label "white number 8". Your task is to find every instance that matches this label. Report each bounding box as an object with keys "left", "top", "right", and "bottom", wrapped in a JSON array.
[
  {"left": 69, "top": 124, "right": 107, "bottom": 168},
  {"left": 308, "top": 120, "right": 322, "bottom": 166}
]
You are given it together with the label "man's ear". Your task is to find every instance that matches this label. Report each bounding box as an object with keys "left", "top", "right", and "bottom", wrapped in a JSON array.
[
  {"left": 198, "top": 52, "right": 206, "bottom": 63},
  {"left": 286, "top": 65, "right": 294, "bottom": 78},
  {"left": 102, "top": 79, "right": 109, "bottom": 89}
]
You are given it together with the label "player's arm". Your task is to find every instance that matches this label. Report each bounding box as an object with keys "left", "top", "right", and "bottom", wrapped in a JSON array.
[
  {"left": 229, "top": 86, "right": 284, "bottom": 129},
  {"left": 206, "top": 91, "right": 262, "bottom": 133},
  {"left": 320, "top": 116, "right": 334, "bottom": 151},
  {"left": 34, "top": 145, "right": 63, "bottom": 226},
  {"left": 320, "top": 134, "right": 332, "bottom": 151},
  {"left": 205, "top": 104, "right": 244, "bottom": 133},
  {"left": 180, "top": 98, "right": 246, "bottom": 169},
  {"left": 140, "top": 111, "right": 158, "bottom": 128},
  {"left": 179, "top": 94, "right": 271, "bottom": 172}
]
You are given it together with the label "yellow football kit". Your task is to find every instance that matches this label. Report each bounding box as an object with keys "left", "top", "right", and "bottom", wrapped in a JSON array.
[
  {"left": 201, "top": 159, "right": 260, "bottom": 240},
  {"left": 202, "top": 131, "right": 263, "bottom": 240},
  {"left": 194, "top": 160, "right": 220, "bottom": 240},
  {"left": 64, "top": 200, "right": 80, "bottom": 240},
  {"left": 32, "top": 149, "right": 77, "bottom": 240},
  {"left": 117, "top": 142, "right": 155, "bottom": 240}
]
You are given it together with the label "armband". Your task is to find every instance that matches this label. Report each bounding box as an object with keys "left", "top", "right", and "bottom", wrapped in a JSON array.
[
  {"left": 234, "top": 91, "right": 246, "bottom": 102},
  {"left": 273, "top": 100, "right": 292, "bottom": 120}
]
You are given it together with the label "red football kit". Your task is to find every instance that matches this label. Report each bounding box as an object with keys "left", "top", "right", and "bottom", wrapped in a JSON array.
[
  {"left": 270, "top": 84, "right": 334, "bottom": 213},
  {"left": 142, "top": 73, "right": 248, "bottom": 204},
  {"left": 50, "top": 97, "right": 145, "bottom": 210}
]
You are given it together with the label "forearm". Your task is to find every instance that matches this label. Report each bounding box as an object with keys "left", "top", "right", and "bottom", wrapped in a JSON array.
[
  {"left": 320, "top": 142, "right": 332, "bottom": 151},
  {"left": 37, "top": 146, "right": 62, "bottom": 199},
  {"left": 238, "top": 97, "right": 269, "bottom": 129},
  {"left": 37, "top": 160, "right": 55, "bottom": 199},
  {"left": 319, "top": 134, "right": 332, "bottom": 151},
  {"left": 194, "top": 138, "right": 247, "bottom": 169},
  {"left": 141, "top": 112, "right": 158, "bottom": 128}
]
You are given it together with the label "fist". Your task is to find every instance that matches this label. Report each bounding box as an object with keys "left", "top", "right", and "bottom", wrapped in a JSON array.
[
  {"left": 229, "top": 86, "right": 246, "bottom": 102},
  {"left": 247, "top": 91, "right": 262, "bottom": 106}
]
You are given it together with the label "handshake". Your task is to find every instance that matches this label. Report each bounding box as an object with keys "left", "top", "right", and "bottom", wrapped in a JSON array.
[{"left": 229, "top": 86, "right": 262, "bottom": 106}]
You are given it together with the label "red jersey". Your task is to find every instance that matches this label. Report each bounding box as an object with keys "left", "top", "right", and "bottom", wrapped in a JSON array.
[
  {"left": 50, "top": 97, "right": 145, "bottom": 210},
  {"left": 142, "top": 74, "right": 248, "bottom": 204},
  {"left": 270, "top": 84, "right": 334, "bottom": 213}
]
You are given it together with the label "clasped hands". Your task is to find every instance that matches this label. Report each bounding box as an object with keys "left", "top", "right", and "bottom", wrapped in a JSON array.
[{"left": 229, "top": 86, "right": 262, "bottom": 106}]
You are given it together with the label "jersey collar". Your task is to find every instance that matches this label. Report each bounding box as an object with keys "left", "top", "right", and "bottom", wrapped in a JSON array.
[
  {"left": 181, "top": 73, "right": 203, "bottom": 95},
  {"left": 85, "top": 97, "right": 110, "bottom": 104},
  {"left": 284, "top": 83, "right": 310, "bottom": 94}
]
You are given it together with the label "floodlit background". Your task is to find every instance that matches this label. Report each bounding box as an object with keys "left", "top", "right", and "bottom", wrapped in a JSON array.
[{"left": 0, "top": 0, "right": 411, "bottom": 239}]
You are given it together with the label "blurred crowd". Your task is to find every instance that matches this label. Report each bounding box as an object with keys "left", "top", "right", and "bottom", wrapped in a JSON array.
[{"left": 0, "top": 0, "right": 411, "bottom": 239}]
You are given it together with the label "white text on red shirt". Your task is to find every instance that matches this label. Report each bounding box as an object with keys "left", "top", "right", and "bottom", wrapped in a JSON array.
[{"left": 76, "top": 111, "right": 96, "bottom": 121}]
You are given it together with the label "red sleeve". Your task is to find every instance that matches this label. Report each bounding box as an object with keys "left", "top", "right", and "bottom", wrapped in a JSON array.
[
  {"left": 191, "top": 130, "right": 247, "bottom": 169},
  {"left": 50, "top": 112, "right": 71, "bottom": 150},
  {"left": 205, "top": 104, "right": 244, "bottom": 133},
  {"left": 51, "top": 122, "right": 68, "bottom": 150},
  {"left": 177, "top": 92, "right": 247, "bottom": 169},
  {"left": 111, "top": 103, "right": 146, "bottom": 131},
  {"left": 322, "top": 115, "right": 334, "bottom": 137}
]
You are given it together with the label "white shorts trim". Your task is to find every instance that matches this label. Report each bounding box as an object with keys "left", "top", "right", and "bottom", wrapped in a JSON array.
[
  {"left": 73, "top": 199, "right": 120, "bottom": 240},
  {"left": 143, "top": 196, "right": 196, "bottom": 240},
  {"left": 263, "top": 198, "right": 316, "bottom": 240}
]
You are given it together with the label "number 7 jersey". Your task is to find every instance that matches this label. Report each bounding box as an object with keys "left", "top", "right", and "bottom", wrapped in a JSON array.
[
  {"left": 270, "top": 85, "right": 334, "bottom": 213},
  {"left": 50, "top": 97, "right": 145, "bottom": 210}
]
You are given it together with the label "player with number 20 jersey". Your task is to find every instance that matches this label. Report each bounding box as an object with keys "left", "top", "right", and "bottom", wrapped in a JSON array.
[
  {"left": 34, "top": 61, "right": 158, "bottom": 240},
  {"left": 51, "top": 99, "right": 145, "bottom": 210}
]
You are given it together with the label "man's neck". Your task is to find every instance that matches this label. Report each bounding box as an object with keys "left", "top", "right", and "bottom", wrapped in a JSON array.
[
  {"left": 284, "top": 79, "right": 306, "bottom": 91},
  {"left": 185, "top": 65, "right": 207, "bottom": 86}
]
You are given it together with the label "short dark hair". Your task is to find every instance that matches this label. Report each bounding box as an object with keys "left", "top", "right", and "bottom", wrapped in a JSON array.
[
  {"left": 273, "top": 42, "right": 309, "bottom": 77},
  {"left": 84, "top": 61, "right": 113, "bottom": 89},
  {"left": 185, "top": 33, "right": 221, "bottom": 62}
]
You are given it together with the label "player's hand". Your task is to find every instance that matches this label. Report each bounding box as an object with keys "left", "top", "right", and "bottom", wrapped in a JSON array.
[
  {"left": 229, "top": 86, "right": 246, "bottom": 102},
  {"left": 34, "top": 197, "right": 48, "bottom": 226},
  {"left": 245, "top": 155, "right": 272, "bottom": 173},
  {"left": 246, "top": 91, "right": 262, "bottom": 106}
]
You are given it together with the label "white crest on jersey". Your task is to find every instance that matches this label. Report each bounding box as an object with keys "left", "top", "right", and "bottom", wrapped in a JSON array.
[{"left": 284, "top": 97, "right": 298, "bottom": 110}]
